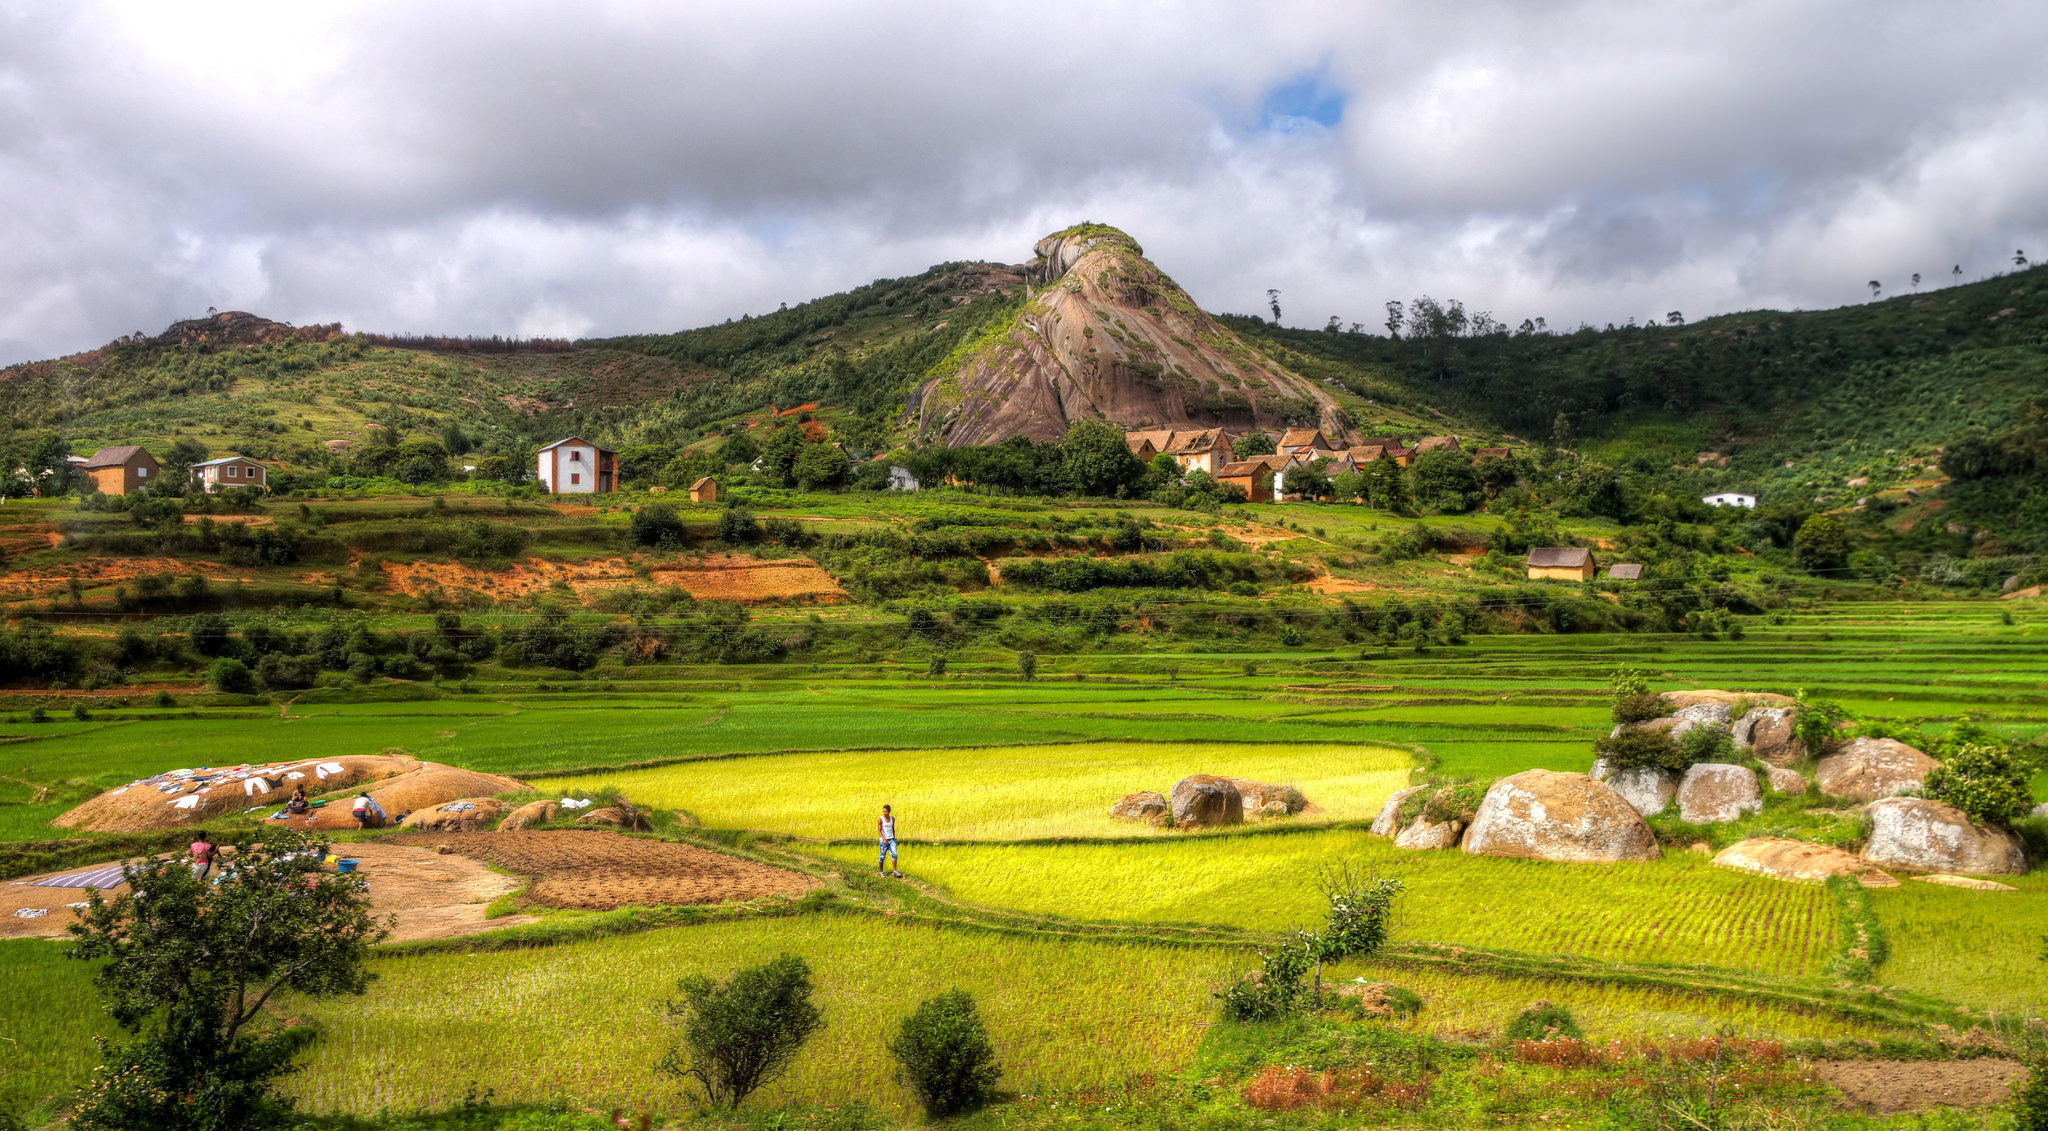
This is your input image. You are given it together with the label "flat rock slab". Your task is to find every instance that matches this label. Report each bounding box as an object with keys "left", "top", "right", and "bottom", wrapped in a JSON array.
[
  {"left": 1711, "top": 838, "right": 1898, "bottom": 887},
  {"left": 1915, "top": 873, "right": 2019, "bottom": 892},
  {"left": 1814, "top": 1058, "right": 2025, "bottom": 1114}
]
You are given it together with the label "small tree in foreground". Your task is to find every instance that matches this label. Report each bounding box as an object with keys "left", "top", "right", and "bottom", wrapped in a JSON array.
[
  {"left": 659, "top": 954, "right": 824, "bottom": 1109},
  {"left": 1219, "top": 866, "right": 1404, "bottom": 1020},
  {"left": 889, "top": 990, "right": 1003, "bottom": 1118},
  {"left": 66, "top": 828, "right": 387, "bottom": 1131}
]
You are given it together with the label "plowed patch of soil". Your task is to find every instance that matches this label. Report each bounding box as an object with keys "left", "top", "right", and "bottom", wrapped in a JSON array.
[
  {"left": 1305, "top": 573, "right": 1378, "bottom": 594},
  {"left": 1814, "top": 1059, "right": 2025, "bottom": 1113},
  {"left": 0, "top": 556, "right": 210, "bottom": 599},
  {"left": 381, "top": 554, "right": 845, "bottom": 604},
  {"left": 385, "top": 829, "right": 818, "bottom": 910}
]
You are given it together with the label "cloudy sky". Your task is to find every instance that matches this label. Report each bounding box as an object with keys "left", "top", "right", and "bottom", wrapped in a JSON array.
[{"left": 4, "top": 0, "right": 2047, "bottom": 365}]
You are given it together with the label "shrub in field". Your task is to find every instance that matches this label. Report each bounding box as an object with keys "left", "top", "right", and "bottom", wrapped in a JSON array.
[
  {"left": 1607, "top": 665, "right": 1663, "bottom": 725},
  {"left": 1504, "top": 1001, "right": 1584, "bottom": 1042},
  {"left": 1794, "top": 692, "right": 1852, "bottom": 755},
  {"left": 658, "top": 954, "right": 824, "bottom": 1109},
  {"left": 1677, "top": 725, "right": 1738, "bottom": 766},
  {"left": 1920, "top": 744, "right": 2033, "bottom": 827},
  {"left": 888, "top": 989, "right": 1003, "bottom": 1119},
  {"left": 66, "top": 828, "right": 386, "bottom": 1131},
  {"left": 207, "top": 656, "right": 255, "bottom": 694},
  {"left": 1218, "top": 942, "right": 1314, "bottom": 1022},
  {"left": 1421, "top": 783, "right": 1487, "bottom": 825},
  {"left": 1592, "top": 727, "right": 1686, "bottom": 772},
  {"left": 2018, "top": 1059, "right": 2048, "bottom": 1131}
]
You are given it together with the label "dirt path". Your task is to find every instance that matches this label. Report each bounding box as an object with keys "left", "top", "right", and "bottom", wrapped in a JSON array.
[
  {"left": 1814, "top": 1058, "right": 2026, "bottom": 1113},
  {"left": 1, "top": 841, "right": 538, "bottom": 943}
]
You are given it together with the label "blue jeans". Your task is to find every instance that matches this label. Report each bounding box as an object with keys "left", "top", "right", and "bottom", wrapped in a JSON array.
[{"left": 878, "top": 838, "right": 898, "bottom": 869}]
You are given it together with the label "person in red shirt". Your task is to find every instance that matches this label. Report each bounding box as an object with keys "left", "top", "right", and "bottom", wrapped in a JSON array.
[
  {"left": 189, "top": 831, "right": 218, "bottom": 880},
  {"left": 877, "top": 804, "right": 899, "bottom": 877}
]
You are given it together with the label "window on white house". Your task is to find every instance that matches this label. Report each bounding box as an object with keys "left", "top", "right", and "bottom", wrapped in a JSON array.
[
  {"left": 570, "top": 451, "right": 582, "bottom": 462},
  {"left": 570, "top": 473, "right": 580, "bottom": 485}
]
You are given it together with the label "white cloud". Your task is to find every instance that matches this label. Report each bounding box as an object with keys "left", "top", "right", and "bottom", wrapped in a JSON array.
[{"left": 3, "top": 0, "right": 2047, "bottom": 363}]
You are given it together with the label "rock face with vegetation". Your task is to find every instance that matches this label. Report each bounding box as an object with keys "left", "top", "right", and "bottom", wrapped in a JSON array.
[
  {"left": 1676, "top": 763, "right": 1763, "bottom": 824},
  {"left": 1226, "top": 778, "right": 1309, "bottom": 817},
  {"left": 1460, "top": 769, "right": 1662, "bottom": 863},
  {"left": 1814, "top": 737, "right": 1939, "bottom": 801},
  {"left": 1860, "top": 797, "right": 2028, "bottom": 875},
  {"left": 1370, "top": 786, "right": 1427, "bottom": 837},
  {"left": 1733, "top": 707, "right": 1802, "bottom": 765},
  {"left": 1169, "top": 775, "right": 1243, "bottom": 828},
  {"left": 914, "top": 225, "right": 1338, "bottom": 445},
  {"left": 500, "top": 799, "right": 559, "bottom": 830},
  {"left": 1711, "top": 838, "right": 1898, "bottom": 887},
  {"left": 399, "top": 797, "right": 507, "bottom": 832},
  {"left": 1588, "top": 758, "right": 1679, "bottom": 816},
  {"left": 1393, "top": 816, "right": 1464, "bottom": 850}
]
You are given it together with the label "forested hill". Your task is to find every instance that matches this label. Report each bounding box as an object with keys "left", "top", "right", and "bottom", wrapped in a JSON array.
[{"left": 1225, "top": 265, "right": 2048, "bottom": 502}]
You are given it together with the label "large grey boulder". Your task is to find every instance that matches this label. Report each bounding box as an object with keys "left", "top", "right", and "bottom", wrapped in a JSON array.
[
  {"left": 1673, "top": 702, "right": 1733, "bottom": 730},
  {"left": 1169, "top": 775, "right": 1243, "bottom": 828},
  {"left": 1712, "top": 838, "right": 1897, "bottom": 887},
  {"left": 1677, "top": 763, "right": 1763, "bottom": 824},
  {"left": 1815, "top": 738, "right": 1938, "bottom": 801},
  {"left": 1733, "top": 708, "right": 1802, "bottom": 766},
  {"left": 1394, "top": 817, "right": 1464, "bottom": 850},
  {"left": 1461, "top": 770, "right": 1662, "bottom": 863},
  {"left": 1370, "top": 786, "right": 1427, "bottom": 838},
  {"left": 1861, "top": 798, "right": 2027, "bottom": 876},
  {"left": 1589, "top": 757, "right": 1679, "bottom": 816}
]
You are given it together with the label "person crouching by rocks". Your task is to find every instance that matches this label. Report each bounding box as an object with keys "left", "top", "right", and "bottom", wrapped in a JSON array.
[
  {"left": 190, "top": 830, "right": 219, "bottom": 880},
  {"left": 351, "top": 792, "right": 388, "bottom": 830},
  {"left": 284, "top": 784, "right": 310, "bottom": 817},
  {"left": 877, "top": 803, "right": 900, "bottom": 878}
]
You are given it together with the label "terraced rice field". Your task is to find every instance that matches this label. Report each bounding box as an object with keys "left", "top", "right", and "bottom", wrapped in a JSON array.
[
  {"left": 810, "top": 832, "right": 1844, "bottom": 977},
  {"left": 536, "top": 742, "right": 1412, "bottom": 840}
]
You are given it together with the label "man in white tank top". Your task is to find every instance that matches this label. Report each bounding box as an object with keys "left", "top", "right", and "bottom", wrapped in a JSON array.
[{"left": 877, "top": 804, "right": 899, "bottom": 877}]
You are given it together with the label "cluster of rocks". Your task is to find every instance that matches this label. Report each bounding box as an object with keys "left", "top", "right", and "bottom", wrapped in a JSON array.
[
  {"left": 1371, "top": 770, "right": 1663, "bottom": 863},
  {"left": 1109, "top": 775, "right": 1313, "bottom": 828}
]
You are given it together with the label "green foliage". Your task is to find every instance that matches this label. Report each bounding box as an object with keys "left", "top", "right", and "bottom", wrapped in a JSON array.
[
  {"left": 208, "top": 656, "right": 255, "bottom": 694},
  {"left": 1231, "top": 430, "right": 1277, "bottom": 459},
  {"left": 1920, "top": 744, "right": 2033, "bottom": 827},
  {"left": 1058, "top": 420, "right": 1145, "bottom": 497},
  {"left": 657, "top": 953, "right": 825, "bottom": 1109},
  {"left": 1793, "top": 514, "right": 1848, "bottom": 572},
  {"left": 1822, "top": 875, "right": 1890, "bottom": 983},
  {"left": 715, "top": 506, "right": 761, "bottom": 544},
  {"left": 887, "top": 990, "right": 1003, "bottom": 1119},
  {"left": 1677, "top": 724, "right": 1738, "bottom": 766},
  {"left": 2016, "top": 1060, "right": 2048, "bottom": 1131},
  {"left": 630, "top": 502, "right": 687, "bottom": 549},
  {"left": 66, "top": 828, "right": 385, "bottom": 1131},
  {"left": 1592, "top": 727, "right": 1686, "bottom": 772},
  {"left": 1217, "top": 940, "right": 1314, "bottom": 1023},
  {"left": 1794, "top": 693, "right": 1852, "bottom": 755},
  {"left": 1503, "top": 1001, "right": 1584, "bottom": 1042},
  {"left": 1016, "top": 652, "right": 1036, "bottom": 681}
]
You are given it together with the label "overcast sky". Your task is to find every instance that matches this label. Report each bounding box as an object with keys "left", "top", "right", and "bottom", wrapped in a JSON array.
[{"left": 5, "top": 0, "right": 2047, "bottom": 365}]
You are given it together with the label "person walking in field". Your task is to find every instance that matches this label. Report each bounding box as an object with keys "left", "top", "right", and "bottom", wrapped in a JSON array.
[
  {"left": 877, "top": 804, "right": 900, "bottom": 878},
  {"left": 189, "top": 831, "right": 218, "bottom": 880}
]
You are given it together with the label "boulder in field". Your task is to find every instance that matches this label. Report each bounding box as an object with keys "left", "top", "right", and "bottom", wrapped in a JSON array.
[
  {"left": 1815, "top": 738, "right": 1938, "bottom": 801},
  {"left": 1712, "top": 838, "right": 1897, "bottom": 887},
  {"left": 1662, "top": 689, "right": 1795, "bottom": 712},
  {"left": 1677, "top": 763, "right": 1763, "bottom": 824},
  {"left": 1370, "top": 786, "right": 1427, "bottom": 838},
  {"left": 1861, "top": 798, "right": 2027, "bottom": 876},
  {"left": 1672, "top": 702, "right": 1733, "bottom": 730},
  {"left": 1733, "top": 708, "right": 1803, "bottom": 765},
  {"left": 1764, "top": 766, "right": 1809, "bottom": 795},
  {"left": 1461, "top": 770, "right": 1662, "bottom": 863},
  {"left": 1590, "top": 758, "right": 1679, "bottom": 816},
  {"left": 1226, "top": 779, "right": 1310, "bottom": 817},
  {"left": 303, "top": 766, "right": 529, "bottom": 830},
  {"left": 500, "top": 800, "right": 560, "bottom": 831},
  {"left": 1170, "top": 775, "right": 1243, "bottom": 828},
  {"left": 1610, "top": 716, "right": 1697, "bottom": 740},
  {"left": 1109, "top": 791, "right": 1169, "bottom": 823},
  {"left": 1915, "top": 874, "right": 2019, "bottom": 892},
  {"left": 577, "top": 801, "right": 652, "bottom": 830},
  {"left": 1394, "top": 817, "right": 1463, "bottom": 850},
  {"left": 399, "top": 797, "right": 508, "bottom": 832}
]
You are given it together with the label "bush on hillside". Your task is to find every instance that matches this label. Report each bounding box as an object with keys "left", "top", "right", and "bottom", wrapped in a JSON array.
[
  {"left": 1504, "top": 1001, "right": 1584, "bottom": 1042},
  {"left": 889, "top": 990, "right": 1003, "bottom": 1119},
  {"left": 1920, "top": 745, "right": 2033, "bottom": 827},
  {"left": 208, "top": 656, "right": 255, "bottom": 695},
  {"left": 1592, "top": 727, "right": 1686, "bottom": 772},
  {"left": 1677, "top": 724, "right": 1738, "bottom": 766},
  {"left": 631, "top": 503, "right": 687, "bottom": 549},
  {"left": 657, "top": 954, "right": 824, "bottom": 1109}
]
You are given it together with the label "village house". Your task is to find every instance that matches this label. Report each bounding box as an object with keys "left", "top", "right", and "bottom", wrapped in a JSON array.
[
  {"left": 79, "top": 446, "right": 161, "bottom": 496},
  {"left": 1703, "top": 492, "right": 1757, "bottom": 508},
  {"left": 1472, "top": 446, "right": 1513, "bottom": 462},
  {"left": 1414, "top": 435, "right": 1461, "bottom": 454},
  {"left": 1606, "top": 563, "right": 1645, "bottom": 581},
  {"left": 1527, "top": 547, "right": 1595, "bottom": 581},
  {"left": 1166, "top": 429, "right": 1232, "bottom": 475},
  {"left": 886, "top": 465, "right": 922, "bottom": 491},
  {"left": 536, "top": 436, "right": 617, "bottom": 494},
  {"left": 190, "top": 455, "right": 268, "bottom": 493},
  {"left": 1277, "top": 427, "right": 1335, "bottom": 457},
  {"left": 1215, "top": 459, "right": 1276, "bottom": 503},
  {"left": 689, "top": 477, "right": 718, "bottom": 503},
  {"left": 1357, "top": 437, "right": 1416, "bottom": 467},
  {"left": 1123, "top": 429, "right": 1175, "bottom": 460}
]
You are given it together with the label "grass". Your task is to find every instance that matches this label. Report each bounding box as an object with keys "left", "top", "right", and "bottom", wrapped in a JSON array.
[
  {"left": 811, "top": 832, "right": 1845, "bottom": 978},
  {"left": 535, "top": 742, "right": 1411, "bottom": 841},
  {"left": 1874, "top": 870, "right": 2048, "bottom": 1012},
  {"left": 0, "top": 940, "right": 120, "bottom": 1114}
]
